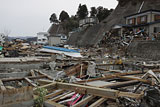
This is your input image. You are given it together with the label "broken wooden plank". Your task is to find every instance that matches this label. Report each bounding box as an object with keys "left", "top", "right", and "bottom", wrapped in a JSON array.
[
  {"left": 96, "top": 68, "right": 121, "bottom": 73},
  {"left": 77, "top": 71, "right": 144, "bottom": 83},
  {"left": 0, "top": 79, "right": 6, "bottom": 91},
  {"left": 56, "top": 82, "right": 118, "bottom": 99},
  {"left": 64, "top": 63, "right": 88, "bottom": 76},
  {"left": 73, "top": 95, "right": 95, "bottom": 107},
  {"left": 117, "top": 76, "right": 151, "bottom": 84},
  {"left": 34, "top": 82, "right": 56, "bottom": 92},
  {"left": 2, "top": 75, "right": 46, "bottom": 82},
  {"left": 36, "top": 82, "right": 143, "bottom": 99},
  {"left": 89, "top": 98, "right": 106, "bottom": 107},
  {"left": 45, "top": 89, "right": 65, "bottom": 99},
  {"left": 56, "top": 82, "right": 142, "bottom": 99},
  {"left": 30, "top": 70, "right": 36, "bottom": 77},
  {"left": 24, "top": 77, "right": 37, "bottom": 87},
  {"left": 35, "top": 70, "right": 53, "bottom": 80},
  {"left": 50, "top": 91, "right": 72, "bottom": 102},
  {"left": 100, "top": 80, "right": 139, "bottom": 88},
  {"left": 118, "top": 91, "right": 144, "bottom": 100},
  {"left": 37, "top": 79, "right": 53, "bottom": 86},
  {"left": 44, "top": 100, "right": 66, "bottom": 107}
]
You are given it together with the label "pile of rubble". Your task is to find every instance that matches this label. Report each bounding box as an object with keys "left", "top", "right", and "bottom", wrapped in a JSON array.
[
  {"left": 1, "top": 36, "right": 160, "bottom": 106},
  {"left": 0, "top": 39, "right": 44, "bottom": 57},
  {"left": 1, "top": 49, "right": 160, "bottom": 107}
]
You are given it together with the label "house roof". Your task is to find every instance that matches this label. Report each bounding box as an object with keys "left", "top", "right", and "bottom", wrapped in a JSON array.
[
  {"left": 124, "top": 9, "right": 160, "bottom": 18},
  {"left": 48, "top": 24, "right": 67, "bottom": 36}
]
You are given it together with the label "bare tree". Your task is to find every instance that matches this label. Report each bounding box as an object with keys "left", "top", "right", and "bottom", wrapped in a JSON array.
[{"left": 3, "top": 29, "right": 11, "bottom": 42}]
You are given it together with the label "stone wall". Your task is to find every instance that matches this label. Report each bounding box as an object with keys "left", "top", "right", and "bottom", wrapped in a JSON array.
[{"left": 128, "top": 41, "right": 160, "bottom": 60}]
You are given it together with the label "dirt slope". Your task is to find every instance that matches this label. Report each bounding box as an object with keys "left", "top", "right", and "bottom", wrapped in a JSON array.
[{"left": 67, "top": 0, "right": 160, "bottom": 47}]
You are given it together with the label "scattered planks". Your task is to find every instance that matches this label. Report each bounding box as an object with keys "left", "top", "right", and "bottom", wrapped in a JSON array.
[
  {"left": 36, "top": 82, "right": 143, "bottom": 100},
  {"left": 64, "top": 63, "right": 88, "bottom": 76},
  {"left": 24, "top": 77, "right": 37, "bottom": 87},
  {"left": 77, "top": 71, "right": 144, "bottom": 83},
  {"left": 72, "top": 95, "right": 95, "bottom": 107}
]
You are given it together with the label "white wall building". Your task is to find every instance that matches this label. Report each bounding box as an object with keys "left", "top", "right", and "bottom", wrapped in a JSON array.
[
  {"left": 79, "top": 17, "right": 99, "bottom": 27},
  {"left": 0, "top": 33, "right": 5, "bottom": 45},
  {"left": 48, "top": 34, "right": 67, "bottom": 46},
  {"left": 37, "top": 32, "right": 48, "bottom": 45}
]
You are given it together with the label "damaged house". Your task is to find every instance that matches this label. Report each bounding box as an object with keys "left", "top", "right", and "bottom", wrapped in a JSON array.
[
  {"left": 48, "top": 24, "right": 68, "bottom": 46},
  {"left": 37, "top": 32, "right": 49, "bottom": 45},
  {"left": 125, "top": 9, "right": 160, "bottom": 37},
  {"left": 79, "top": 17, "right": 99, "bottom": 28}
]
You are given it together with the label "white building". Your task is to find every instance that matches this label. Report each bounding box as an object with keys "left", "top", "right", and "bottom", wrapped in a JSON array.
[
  {"left": 48, "top": 24, "right": 68, "bottom": 46},
  {"left": 48, "top": 34, "right": 67, "bottom": 46},
  {"left": 37, "top": 32, "right": 48, "bottom": 45},
  {"left": 0, "top": 33, "right": 5, "bottom": 45},
  {"left": 79, "top": 17, "right": 99, "bottom": 27}
]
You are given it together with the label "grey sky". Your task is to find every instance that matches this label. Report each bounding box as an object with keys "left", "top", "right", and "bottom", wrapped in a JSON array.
[{"left": 0, "top": 0, "right": 118, "bottom": 37}]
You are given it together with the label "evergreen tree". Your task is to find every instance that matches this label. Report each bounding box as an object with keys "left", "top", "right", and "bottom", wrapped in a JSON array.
[
  {"left": 49, "top": 13, "right": 59, "bottom": 23},
  {"left": 76, "top": 4, "right": 88, "bottom": 19},
  {"left": 90, "top": 7, "right": 97, "bottom": 17},
  {"left": 96, "top": 6, "right": 113, "bottom": 22},
  {"left": 59, "top": 10, "right": 70, "bottom": 22}
]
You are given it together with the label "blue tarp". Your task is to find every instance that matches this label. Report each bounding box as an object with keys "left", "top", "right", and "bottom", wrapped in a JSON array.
[
  {"left": 43, "top": 46, "right": 79, "bottom": 53},
  {"left": 0, "top": 46, "right": 3, "bottom": 51}
]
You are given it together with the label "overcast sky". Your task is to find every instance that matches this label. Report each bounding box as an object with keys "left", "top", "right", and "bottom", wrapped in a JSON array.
[{"left": 0, "top": 0, "right": 118, "bottom": 37}]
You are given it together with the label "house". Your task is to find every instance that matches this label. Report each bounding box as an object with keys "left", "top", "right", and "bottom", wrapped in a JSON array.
[
  {"left": 0, "top": 33, "right": 5, "bottom": 45},
  {"left": 48, "top": 24, "right": 67, "bottom": 46},
  {"left": 79, "top": 17, "right": 99, "bottom": 28},
  {"left": 37, "top": 32, "right": 48, "bottom": 45},
  {"left": 125, "top": 9, "right": 160, "bottom": 37}
]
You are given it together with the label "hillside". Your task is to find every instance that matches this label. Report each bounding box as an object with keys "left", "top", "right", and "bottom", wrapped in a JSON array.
[{"left": 67, "top": 0, "right": 160, "bottom": 47}]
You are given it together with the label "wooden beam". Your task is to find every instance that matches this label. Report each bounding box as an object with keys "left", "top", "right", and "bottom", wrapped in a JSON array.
[
  {"left": 117, "top": 76, "right": 151, "bottom": 84},
  {"left": 50, "top": 91, "right": 72, "bottom": 102},
  {"left": 89, "top": 98, "right": 106, "bottom": 107},
  {"left": 24, "top": 77, "right": 37, "bottom": 87},
  {"left": 56, "top": 82, "right": 142, "bottom": 99},
  {"left": 36, "top": 82, "right": 143, "bottom": 99},
  {"left": 45, "top": 89, "right": 65, "bottom": 99},
  {"left": 44, "top": 100, "right": 66, "bottom": 107},
  {"left": 2, "top": 75, "right": 47, "bottom": 82},
  {"left": 100, "top": 80, "right": 139, "bottom": 88},
  {"left": 118, "top": 91, "right": 144, "bottom": 99},
  {"left": 77, "top": 71, "right": 143, "bottom": 83},
  {"left": 73, "top": 95, "right": 95, "bottom": 107},
  {"left": 37, "top": 79, "right": 53, "bottom": 86},
  {"left": 0, "top": 79, "right": 6, "bottom": 91},
  {"left": 34, "top": 82, "right": 57, "bottom": 92},
  {"left": 96, "top": 68, "right": 121, "bottom": 73},
  {"left": 35, "top": 70, "right": 53, "bottom": 80},
  {"left": 64, "top": 63, "right": 88, "bottom": 76}
]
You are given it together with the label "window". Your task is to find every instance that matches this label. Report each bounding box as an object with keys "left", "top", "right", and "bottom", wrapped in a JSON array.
[
  {"left": 141, "top": 16, "right": 145, "bottom": 22},
  {"left": 140, "top": 15, "right": 147, "bottom": 23},
  {"left": 155, "top": 15, "right": 160, "bottom": 21},
  {"left": 62, "top": 36, "right": 66, "bottom": 39},
  {"left": 38, "top": 39, "right": 41, "bottom": 41},
  {"left": 42, "top": 39, "right": 46, "bottom": 41},
  {"left": 128, "top": 18, "right": 135, "bottom": 25},
  {"left": 137, "top": 15, "right": 147, "bottom": 24}
]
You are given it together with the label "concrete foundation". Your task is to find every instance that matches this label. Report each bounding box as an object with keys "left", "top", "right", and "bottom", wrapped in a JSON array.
[{"left": 0, "top": 63, "right": 44, "bottom": 70}]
